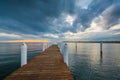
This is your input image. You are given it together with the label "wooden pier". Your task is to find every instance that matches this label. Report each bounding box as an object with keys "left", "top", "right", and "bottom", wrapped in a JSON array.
[{"left": 5, "top": 45, "right": 73, "bottom": 80}]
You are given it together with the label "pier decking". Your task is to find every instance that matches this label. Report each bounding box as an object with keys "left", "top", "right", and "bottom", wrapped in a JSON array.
[{"left": 5, "top": 45, "right": 73, "bottom": 80}]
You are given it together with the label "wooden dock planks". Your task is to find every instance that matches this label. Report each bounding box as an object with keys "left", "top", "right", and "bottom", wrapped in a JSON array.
[{"left": 4, "top": 45, "right": 74, "bottom": 80}]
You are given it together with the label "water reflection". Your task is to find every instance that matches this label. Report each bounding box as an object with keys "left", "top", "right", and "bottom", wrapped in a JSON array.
[
  {"left": 68, "top": 43, "right": 120, "bottom": 80},
  {"left": 100, "top": 51, "right": 103, "bottom": 66},
  {"left": 0, "top": 43, "right": 42, "bottom": 80},
  {"left": 76, "top": 43, "right": 77, "bottom": 54}
]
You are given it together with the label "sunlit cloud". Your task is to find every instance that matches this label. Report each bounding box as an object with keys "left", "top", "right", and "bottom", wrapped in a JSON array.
[
  {"left": 114, "top": 32, "right": 120, "bottom": 35},
  {"left": 64, "top": 14, "right": 76, "bottom": 26},
  {"left": 85, "top": 4, "right": 120, "bottom": 33},
  {"left": 62, "top": 31, "right": 91, "bottom": 40},
  {"left": 85, "top": 19, "right": 104, "bottom": 32},
  {"left": 48, "top": 13, "right": 76, "bottom": 33},
  {"left": 63, "top": 31, "right": 80, "bottom": 40},
  {"left": 66, "top": 28, "right": 119, "bottom": 40},
  {"left": 0, "top": 33, "right": 21, "bottom": 38},
  {"left": 43, "top": 33, "right": 59, "bottom": 38},
  {"left": 110, "top": 24, "right": 120, "bottom": 30}
]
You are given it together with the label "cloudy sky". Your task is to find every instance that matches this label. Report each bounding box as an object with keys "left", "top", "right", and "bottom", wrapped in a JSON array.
[{"left": 0, "top": 0, "right": 120, "bottom": 41}]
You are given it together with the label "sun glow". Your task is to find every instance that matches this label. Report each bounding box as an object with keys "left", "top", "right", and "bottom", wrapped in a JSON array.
[{"left": 0, "top": 40, "right": 50, "bottom": 43}]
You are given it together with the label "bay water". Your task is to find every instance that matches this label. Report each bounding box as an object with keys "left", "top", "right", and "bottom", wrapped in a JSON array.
[
  {"left": 68, "top": 43, "right": 120, "bottom": 80},
  {"left": 0, "top": 43, "right": 42, "bottom": 80},
  {"left": 0, "top": 42, "right": 120, "bottom": 80}
]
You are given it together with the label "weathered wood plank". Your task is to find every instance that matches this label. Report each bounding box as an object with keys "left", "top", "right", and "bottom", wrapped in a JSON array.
[{"left": 4, "top": 45, "right": 73, "bottom": 80}]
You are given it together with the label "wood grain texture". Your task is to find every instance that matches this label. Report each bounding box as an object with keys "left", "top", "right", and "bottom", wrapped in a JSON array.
[{"left": 5, "top": 45, "right": 74, "bottom": 80}]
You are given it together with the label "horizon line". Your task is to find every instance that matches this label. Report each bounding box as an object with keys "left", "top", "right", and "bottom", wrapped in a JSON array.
[{"left": 0, "top": 39, "right": 50, "bottom": 43}]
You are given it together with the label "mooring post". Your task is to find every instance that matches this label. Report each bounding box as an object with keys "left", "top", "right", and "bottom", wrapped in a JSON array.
[
  {"left": 48, "top": 42, "right": 50, "bottom": 48},
  {"left": 76, "top": 42, "right": 77, "bottom": 53},
  {"left": 42, "top": 43, "right": 45, "bottom": 51},
  {"left": 46, "top": 43, "right": 48, "bottom": 49},
  {"left": 48, "top": 42, "right": 51, "bottom": 48},
  {"left": 58, "top": 42, "right": 62, "bottom": 55},
  {"left": 60, "top": 43, "right": 63, "bottom": 53},
  {"left": 21, "top": 43, "right": 27, "bottom": 66},
  {"left": 100, "top": 41, "right": 103, "bottom": 54},
  {"left": 64, "top": 43, "right": 68, "bottom": 66}
]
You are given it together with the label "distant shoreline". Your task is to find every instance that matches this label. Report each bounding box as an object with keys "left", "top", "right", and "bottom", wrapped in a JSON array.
[{"left": 63, "top": 41, "right": 120, "bottom": 43}]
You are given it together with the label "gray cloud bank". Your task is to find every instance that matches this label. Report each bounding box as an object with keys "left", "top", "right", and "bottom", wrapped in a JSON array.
[{"left": 0, "top": 0, "right": 120, "bottom": 41}]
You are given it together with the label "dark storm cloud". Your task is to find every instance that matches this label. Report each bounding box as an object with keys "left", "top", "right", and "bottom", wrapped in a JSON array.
[
  {"left": 0, "top": 0, "right": 75, "bottom": 35},
  {"left": 0, "top": 0, "right": 118, "bottom": 33},
  {"left": 105, "top": 4, "right": 120, "bottom": 28}
]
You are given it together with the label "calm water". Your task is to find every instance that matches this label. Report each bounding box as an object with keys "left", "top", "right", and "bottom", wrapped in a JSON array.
[
  {"left": 68, "top": 43, "right": 120, "bottom": 80},
  {"left": 0, "top": 43, "right": 43, "bottom": 80},
  {"left": 0, "top": 43, "right": 120, "bottom": 80}
]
